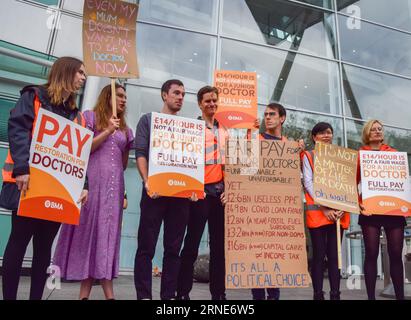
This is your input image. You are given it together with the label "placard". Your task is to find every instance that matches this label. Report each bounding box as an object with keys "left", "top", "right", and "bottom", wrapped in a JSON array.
[
  {"left": 148, "top": 112, "right": 205, "bottom": 199},
  {"left": 225, "top": 139, "right": 311, "bottom": 289},
  {"left": 83, "top": 0, "right": 139, "bottom": 78},
  {"left": 18, "top": 109, "right": 92, "bottom": 225},
  {"left": 313, "top": 142, "right": 360, "bottom": 214},
  {"left": 360, "top": 150, "right": 411, "bottom": 216},
  {"left": 213, "top": 70, "right": 257, "bottom": 129}
]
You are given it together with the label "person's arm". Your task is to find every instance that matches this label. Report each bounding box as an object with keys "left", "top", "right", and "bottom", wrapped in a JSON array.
[
  {"left": 302, "top": 155, "right": 315, "bottom": 199},
  {"left": 302, "top": 154, "right": 337, "bottom": 221},
  {"left": 8, "top": 91, "right": 36, "bottom": 196},
  {"left": 91, "top": 116, "right": 120, "bottom": 152},
  {"left": 135, "top": 114, "right": 158, "bottom": 198},
  {"left": 8, "top": 91, "right": 35, "bottom": 178},
  {"left": 137, "top": 156, "right": 149, "bottom": 186}
]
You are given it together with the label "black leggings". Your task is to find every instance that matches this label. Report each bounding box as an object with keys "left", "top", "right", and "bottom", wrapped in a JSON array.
[
  {"left": 2, "top": 211, "right": 60, "bottom": 300},
  {"left": 361, "top": 224, "right": 404, "bottom": 300},
  {"left": 309, "top": 224, "right": 343, "bottom": 295}
]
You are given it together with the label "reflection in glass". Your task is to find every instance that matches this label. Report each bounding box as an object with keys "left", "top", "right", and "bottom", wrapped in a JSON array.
[
  {"left": 0, "top": 99, "right": 16, "bottom": 143},
  {"left": 279, "top": 109, "right": 343, "bottom": 150},
  {"left": 221, "top": 39, "right": 341, "bottom": 114},
  {"left": 0, "top": 40, "right": 54, "bottom": 80},
  {"left": 338, "top": 15, "right": 411, "bottom": 78},
  {"left": 63, "top": 0, "right": 139, "bottom": 14},
  {"left": 124, "top": 85, "right": 199, "bottom": 132},
  {"left": 127, "top": 24, "right": 216, "bottom": 92},
  {"left": 338, "top": 0, "right": 411, "bottom": 32},
  {"left": 222, "top": 0, "right": 337, "bottom": 59},
  {"left": 295, "top": 0, "right": 333, "bottom": 9},
  {"left": 342, "top": 64, "right": 411, "bottom": 129},
  {"left": 138, "top": 0, "right": 218, "bottom": 33},
  {"left": 62, "top": 0, "right": 217, "bottom": 34},
  {"left": 53, "top": 14, "right": 83, "bottom": 57},
  {"left": 0, "top": 0, "right": 52, "bottom": 53}
]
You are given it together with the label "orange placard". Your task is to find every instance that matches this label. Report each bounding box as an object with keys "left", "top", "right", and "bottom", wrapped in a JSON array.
[
  {"left": 147, "top": 113, "right": 205, "bottom": 199},
  {"left": 214, "top": 70, "right": 257, "bottom": 129},
  {"left": 17, "top": 109, "right": 92, "bottom": 225},
  {"left": 360, "top": 151, "right": 411, "bottom": 216},
  {"left": 82, "top": 0, "right": 139, "bottom": 78},
  {"left": 224, "top": 139, "right": 311, "bottom": 289}
]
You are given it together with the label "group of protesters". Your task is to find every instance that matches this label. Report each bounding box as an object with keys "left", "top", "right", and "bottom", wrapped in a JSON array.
[{"left": 0, "top": 56, "right": 406, "bottom": 301}]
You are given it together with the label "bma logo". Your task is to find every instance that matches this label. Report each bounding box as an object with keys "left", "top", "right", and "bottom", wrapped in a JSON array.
[
  {"left": 379, "top": 201, "right": 395, "bottom": 207},
  {"left": 44, "top": 200, "right": 64, "bottom": 210},
  {"left": 168, "top": 179, "right": 186, "bottom": 187},
  {"left": 228, "top": 115, "right": 243, "bottom": 121}
]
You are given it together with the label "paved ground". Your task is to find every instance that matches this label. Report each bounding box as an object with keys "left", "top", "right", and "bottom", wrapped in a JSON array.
[{"left": 0, "top": 274, "right": 398, "bottom": 300}]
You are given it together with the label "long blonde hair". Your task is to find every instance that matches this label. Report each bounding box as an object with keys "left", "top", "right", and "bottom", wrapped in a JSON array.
[
  {"left": 362, "top": 119, "right": 384, "bottom": 145},
  {"left": 45, "top": 56, "right": 83, "bottom": 109},
  {"left": 93, "top": 83, "right": 128, "bottom": 131}
]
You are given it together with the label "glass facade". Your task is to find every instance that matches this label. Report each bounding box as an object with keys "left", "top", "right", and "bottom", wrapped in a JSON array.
[{"left": 0, "top": 0, "right": 410, "bottom": 276}]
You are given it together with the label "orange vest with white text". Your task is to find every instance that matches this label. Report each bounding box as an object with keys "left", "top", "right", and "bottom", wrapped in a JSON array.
[
  {"left": 204, "top": 122, "right": 229, "bottom": 184},
  {"left": 2, "top": 94, "right": 86, "bottom": 183},
  {"left": 301, "top": 150, "right": 350, "bottom": 229}
]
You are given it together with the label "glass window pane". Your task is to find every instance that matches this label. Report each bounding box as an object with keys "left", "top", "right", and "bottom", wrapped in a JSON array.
[
  {"left": 0, "top": 0, "right": 52, "bottom": 53},
  {"left": 222, "top": 0, "right": 338, "bottom": 59},
  {"left": 139, "top": 0, "right": 218, "bottom": 33},
  {"left": 346, "top": 119, "right": 411, "bottom": 171},
  {"left": 338, "top": 15, "right": 411, "bottom": 78},
  {"left": 62, "top": 0, "right": 139, "bottom": 14},
  {"left": 124, "top": 85, "right": 199, "bottom": 133},
  {"left": 36, "top": 0, "right": 59, "bottom": 5},
  {"left": 279, "top": 110, "right": 344, "bottom": 150},
  {"left": 342, "top": 64, "right": 411, "bottom": 129},
  {"left": 338, "top": 0, "right": 411, "bottom": 32},
  {"left": 128, "top": 24, "right": 216, "bottom": 92},
  {"left": 53, "top": 14, "right": 83, "bottom": 57},
  {"left": 221, "top": 39, "right": 341, "bottom": 115},
  {"left": 62, "top": 0, "right": 218, "bottom": 33},
  {"left": 294, "top": 0, "right": 334, "bottom": 9},
  {"left": 0, "top": 98, "right": 16, "bottom": 143},
  {"left": 62, "top": 0, "right": 84, "bottom": 13},
  {"left": 0, "top": 40, "right": 54, "bottom": 80}
]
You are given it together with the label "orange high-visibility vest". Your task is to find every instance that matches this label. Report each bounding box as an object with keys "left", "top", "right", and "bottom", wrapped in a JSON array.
[
  {"left": 259, "top": 133, "right": 288, "bottom": 141},
  {"left": 2, "top": 94, "right": 85, "bottom": 183},
  {"left": 301, "top": 150, "right": 350, "bottom": 229},
  {"left": 204, "top": 123, "right": 229, "bottom": 184}
]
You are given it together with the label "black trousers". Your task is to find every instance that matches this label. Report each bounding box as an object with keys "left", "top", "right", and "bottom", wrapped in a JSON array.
[
  {"left": 309, "top": 224, "right": 343, "bottom": 295},
  {"left": 134, "top": 190, "right": 190, "bottom": 300},
  {"left": 177, "top": 195, "right": 225, "bottom": 298},
  {"left": 2, "top": 211, "right": 61, "bottom": 300}
]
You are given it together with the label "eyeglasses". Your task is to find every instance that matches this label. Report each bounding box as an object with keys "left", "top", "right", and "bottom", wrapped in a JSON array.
[
  {"left": 370, "top": 127, "right": 383, "bottom": 132},
  {"left": 264, "top": 112, "right": 276, "bottom": 117}
]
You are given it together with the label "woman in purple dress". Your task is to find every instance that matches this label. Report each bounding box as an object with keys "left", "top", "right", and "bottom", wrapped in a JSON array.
[{"left": 53, "top": 83, "right": 134, "bottom": 300}]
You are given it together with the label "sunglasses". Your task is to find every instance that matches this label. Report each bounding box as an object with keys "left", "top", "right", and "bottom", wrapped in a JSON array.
[{"left": 264, "top": 112, "right": 277, "bottom": 117}]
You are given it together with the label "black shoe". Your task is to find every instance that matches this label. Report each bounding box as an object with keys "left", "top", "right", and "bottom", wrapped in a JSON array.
[
  {"left": 313, "top": 291, "right": 325, "bottom": 300},
  {"left": 330, "top": 291, "right": 341, "bottom": 300},
  {"left": 176, "top": 295, "right": 190, "bottom": 300},
  {"left": 211, "top": 294, "right": 227, "bottom": 300}
]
